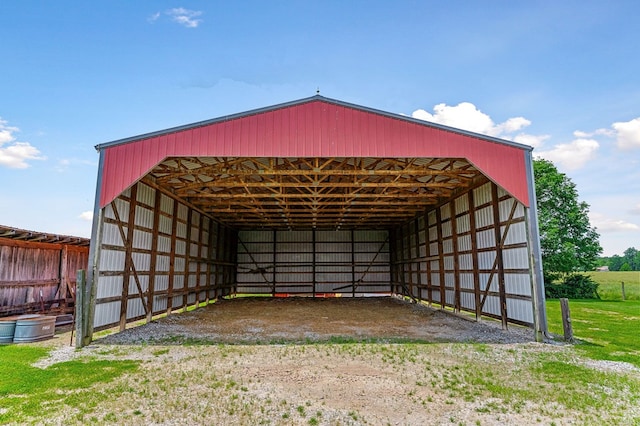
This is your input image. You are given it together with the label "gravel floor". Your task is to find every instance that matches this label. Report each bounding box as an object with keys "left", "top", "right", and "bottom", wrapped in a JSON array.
[{"left": 95, "top": 296, "right": 535, "bottom": 346}]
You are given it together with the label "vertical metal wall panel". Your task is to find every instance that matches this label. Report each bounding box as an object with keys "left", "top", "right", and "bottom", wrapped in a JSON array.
[
  {"left": 158, "top": 216, "right": 173, "bottom": 235},
  {"left": 460, "top": 292, "right": 475, "bottom": 310},
  {"left": 159, "top": 194, "right": 174, "bottom": 214},
  {"left": 154, "top": 275, "right": 168, "bottom": 292},
  {"left": 95, "top": 277, "right": 123, "bottom": 298},
  {"left": 176, "top": 223, "right": 188, "bottom": 240},
  {"left": 503, "top": 221, "right": 527, "bottom": 245},
  {"left": 458, "top": 234, "right": 472, "bottom": 253},
  {"left": 93, "top": 181, "right": 226, "bottom": 330},
  {"left": 391, "top": 181, "right": 535, "bottom": 328},
  {"left": 502, "top": 247, "right": 530, "bottom": 269},
  {"left": 455, "top": 194, "right": 469, "bottom": 214},
  {"left": 457, "top": 214, "right": 471, "bottom": 234},
  {"left": 99, "top": 249, "right": 125, "bottom": 272},
  {"left": 440, "top": 204, "right": 451, "bottom": 220},
  {"left": 441, "top": 221, "right": 452, "bottom": 238},
  {"left": 473, "top": 183, "right": 492, "bottom": 206},
  {"left": 459, "top": 273, "right": 474, "bottom": 290},
  {"left": 157, "top": 236, "right": 172, "bottom": 254},
  {"left": 101, "top": 222, "right": 124, "bottom": 246},
  {"left": 475, "top": 206, "right": 494, "bottom": 229},
  {"left": 506, "top": 298, "right": 534, "bottom": 324},
  {"left": 476, "top": 229, "right": 496, "bottom": 250},
  {"left": 94, "top": 301, "right": 120, "bottom": 329},
  {"left": 237, "top": 228, "right": 390, "bottom": 295},
  {"left": 459, "top": 253, "right": 473, "bottom": 271}
]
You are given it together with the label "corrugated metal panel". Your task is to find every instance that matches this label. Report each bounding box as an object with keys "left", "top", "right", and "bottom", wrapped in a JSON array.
[
  {"left": 159, "top": 194, "right": 174, "bottom": 215},
  {"left": 506, "top": 298, "right": 534, "bottom": 324},
  {"left": 473, "top": 183, "right": 492, "bottom": 206},
  {"left": 98, "top": 99, "right": 531, "bottom": 208},
  {"left": 236, "top": 228, "right": 389, "bottom": 295},
  {"left": 455, "top": 194, "right": 469, "bottom": 214},
  {"left": 94, "top": 301, "right": 120, "bottom": 329}
]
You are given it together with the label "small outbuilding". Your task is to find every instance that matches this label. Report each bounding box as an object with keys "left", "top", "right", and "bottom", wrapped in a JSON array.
[
  {"left": 82, "top": 96, "right": 548, "bottom": 345},
  {"left": 0, "top": 225, "right": 89, "bottom": 317}
]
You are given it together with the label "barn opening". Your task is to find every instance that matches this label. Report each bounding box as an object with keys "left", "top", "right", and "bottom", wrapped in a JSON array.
[{"left": 81, "top": 96, "right": 548, "bottom": 346}]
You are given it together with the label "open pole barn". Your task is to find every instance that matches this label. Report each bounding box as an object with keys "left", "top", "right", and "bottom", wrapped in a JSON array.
[
  {"left": 0, "top": 225, "right": 89, "bottom": 317},
  {"left": 81, "top": 95, "right": 548, "bottom": 346}
]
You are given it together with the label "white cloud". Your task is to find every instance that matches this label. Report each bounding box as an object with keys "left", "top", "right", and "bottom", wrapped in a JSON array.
[
  {"left": 411, "top": 102, "right": 547, "bottom": 147},
  {"left": 534, "top": 138, "right": 599, "bottom": 170},
  {"left": 612, "top": 117, "right": 640, "bottom": 150},
  {"left": 0, "top": 118, "right": 46, "bottom": 169},
  {"left": 148, "top": 12, "right": 161, "bottom": 23},
  {"left": 630, "top": 203, "right": 640, "bottom": 215},
  {"left": 165, "top": 8, "right": 203, "bottom": 28},
  {"left": 79, "top": 211, "right": 93, "bottom": 221},
  {"left": 512, "top": 133, "right": 550, "bottom": 148},
  {"left": 589, "top": 212, "right": 640, "bottom": 233}
]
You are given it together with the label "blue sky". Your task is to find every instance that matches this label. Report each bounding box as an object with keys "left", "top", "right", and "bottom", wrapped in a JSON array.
[{"left": 1, "top": 1, "right": 638, "bottom": 256}]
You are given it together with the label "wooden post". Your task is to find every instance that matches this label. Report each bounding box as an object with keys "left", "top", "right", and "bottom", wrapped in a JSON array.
[
  {"left": 84, "top": 270, "right": 97, "bottom": 347},
  {"left": 560, "top": 298, "right": 574, "bottom": 343},
  {"left": 621, "top": 282, "right": 626, "bottom": 301},
  {"left": 75, "top": 270, "right": 86, "bottom": 349}
]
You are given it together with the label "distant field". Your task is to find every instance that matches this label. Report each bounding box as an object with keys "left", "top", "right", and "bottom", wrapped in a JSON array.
[{"left": 587, "top": 271, "right": 640, "bottom": 300}]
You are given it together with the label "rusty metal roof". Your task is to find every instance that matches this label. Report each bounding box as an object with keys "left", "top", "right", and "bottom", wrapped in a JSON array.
[{"left": 0, "top": 225, "right": 90, "bottom": 246}]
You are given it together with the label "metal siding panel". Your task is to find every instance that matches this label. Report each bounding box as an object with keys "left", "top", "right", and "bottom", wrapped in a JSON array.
[
  {"left": 474, "top": 183, "right": 493, "bottom": 206},
  {"left": 99, "top": 249, "right": 125, "bottom": 271},
  {"left": 505, "top": 273, "right": 533, "bottom": 297},
  {"left": 507, "top": 298, "right": 534, "bottom": 324},
  {"left": 96, "top": 276, "right": 123, "bottom": 298},
  {"left": 504, "top": 221, "right": 527, "bottom": 245},
  {"left": 94, "top": 301, "right": 120, "bottom": 329},
  {"left": 502, "top": 247, "right": 530, "bottom": 269},
  {"left": 99, "top": 99, "right": 530, "bottom": 208},
  {"left": 459, "top": 213, "right": 471, "bottom": 234},
  {"left": 455, "top": 194, "right": 469, "bottom": 214}
]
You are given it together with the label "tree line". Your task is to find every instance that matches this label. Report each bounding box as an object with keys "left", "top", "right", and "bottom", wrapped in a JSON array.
[{"left": 598, "top": 247, "right": 640, "bottom": 271}]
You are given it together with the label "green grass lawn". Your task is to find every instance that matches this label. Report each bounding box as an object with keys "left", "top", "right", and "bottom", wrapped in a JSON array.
[
  {"left": 588, "top": 270, "right": 640, "bottom": 300},
  {"left": 0, "top": 345, "right": 139, "bottom": 424},
  {"left": 546, "top": 298, "right": 640, "bottom": 367}
]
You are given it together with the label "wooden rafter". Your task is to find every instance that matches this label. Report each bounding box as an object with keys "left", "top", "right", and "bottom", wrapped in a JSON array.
[{"left": 147, "top": 157, "right": 484, "bottom": 229}]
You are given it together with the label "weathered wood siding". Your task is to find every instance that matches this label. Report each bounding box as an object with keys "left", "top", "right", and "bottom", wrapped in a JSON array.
[{"left": 0, "top": 238, "right": 89, "bottom": 315}]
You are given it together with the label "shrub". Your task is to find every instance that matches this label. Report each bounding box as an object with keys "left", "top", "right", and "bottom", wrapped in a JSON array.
[{"left": 545, "top": 273, "right": 600, "bottom": 299}]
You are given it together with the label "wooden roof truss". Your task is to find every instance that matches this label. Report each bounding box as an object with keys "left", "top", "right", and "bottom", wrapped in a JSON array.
[{"left": 146, "top": 157, "right": 486, "bottom": 229}]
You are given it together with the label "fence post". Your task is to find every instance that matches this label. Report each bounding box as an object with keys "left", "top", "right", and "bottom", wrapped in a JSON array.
[
  {"left": 560, "top": 298, "right": 574, "bottom": 343},
  {"left": 75, "top": 270, "right": 86, "bottom": 348},
  {"left": 621, "top": 282, "right": 626, "bottom": 301}
]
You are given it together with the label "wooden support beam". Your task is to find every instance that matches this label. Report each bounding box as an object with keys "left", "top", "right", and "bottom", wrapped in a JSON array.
[
  {"left": 167, "top": 199, "right": 179, "bottom": 315},
  {"left": 147, "top": 188, "right": 161, "bottom": 323},
  {"left": 468, "top": 188, "right": 482, "bottom": 321},
  {"left": 450, "top": 202, "right": 461, "bottom": 313},
  {"left": 435, "top": 207, "right": 446, "bottom": 309},
  {"left": 492, "top": 183, "right": 509, "bottom": 329}
]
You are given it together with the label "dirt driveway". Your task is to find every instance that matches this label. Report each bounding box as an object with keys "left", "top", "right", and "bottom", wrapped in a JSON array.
[{"left": 32, "top": 297, "right": 639, "bottom": 425}]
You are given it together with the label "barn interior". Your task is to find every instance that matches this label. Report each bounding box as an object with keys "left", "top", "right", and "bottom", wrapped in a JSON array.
[{"left": 85, "top": 97, "right": 545, "bottom": 345}]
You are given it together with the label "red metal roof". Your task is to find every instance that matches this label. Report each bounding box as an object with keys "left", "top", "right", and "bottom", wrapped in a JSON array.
[{"left": 97, "top": 96, "right": 532, "bottom": 208}]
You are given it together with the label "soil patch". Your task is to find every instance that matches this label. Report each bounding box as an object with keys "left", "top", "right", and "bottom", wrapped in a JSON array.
[{"left": 97, "top": 296, "right": 533, "bottom": 345}]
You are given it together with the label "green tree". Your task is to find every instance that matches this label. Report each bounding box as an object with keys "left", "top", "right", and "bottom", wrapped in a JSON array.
[
  {"left": 623, "top": 247, "right": 639, "bottom": 270},
  {"left": 533, "top": 159, "right": 602, "bottom": 282},
  {"left": 609, "top": 254, "right": 624, "bottom": 271}
]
